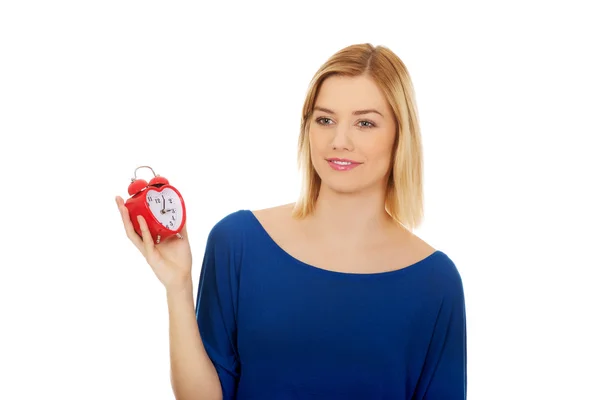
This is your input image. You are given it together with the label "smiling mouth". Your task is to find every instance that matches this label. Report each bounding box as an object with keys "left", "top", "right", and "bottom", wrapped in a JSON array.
[
  {"left": 326, "top": 158, "right": 361, "bottom": 164},
  {"left": 330, "top": 160, "right": 353, "bottom": 166},
  {"left": 326, "top": 158, "right": 362, "bottom": 171}
]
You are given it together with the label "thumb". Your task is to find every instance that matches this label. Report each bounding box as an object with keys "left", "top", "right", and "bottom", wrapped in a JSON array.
[{"left": 137, "top": 215, "right": 160, "bottom": 260}]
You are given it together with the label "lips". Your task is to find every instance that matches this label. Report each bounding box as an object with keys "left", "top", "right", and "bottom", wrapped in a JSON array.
[{"left": 326, "top": 158, "right": 362, "bottom": 171}]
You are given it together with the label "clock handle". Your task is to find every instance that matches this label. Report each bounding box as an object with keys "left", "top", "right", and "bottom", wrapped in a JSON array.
[
  {"left": 129, "top": 165, "right": 170, "bottom": 193},
  {"left": 133, "top": 165, "right": 157, "bottom": 180}
]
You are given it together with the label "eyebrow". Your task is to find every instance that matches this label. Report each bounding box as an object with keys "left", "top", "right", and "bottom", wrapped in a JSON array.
[{"left": 313, "top": 106, "right": 384, "bottom": 118}]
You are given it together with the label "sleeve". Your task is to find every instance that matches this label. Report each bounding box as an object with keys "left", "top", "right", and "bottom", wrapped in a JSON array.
[
  {"left": 417, "top": 269, "right": 468, "bottom": 399},
  {"left": 195, "top": 218, "right": 241, "bottom": 400}
]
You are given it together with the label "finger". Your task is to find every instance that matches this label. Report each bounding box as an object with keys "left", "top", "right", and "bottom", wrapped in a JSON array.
[
  {"left": 137, "top": 215, "right": 155, "bottom": 257},
  {"left": 117, "top": 199, "right": 141, "bottom": 245},
  {"left": 179, "top": 224, "right": 188, "bottom": 239},
  {"left": 116, "top": 197, "right": 143, "bottom": 251}
]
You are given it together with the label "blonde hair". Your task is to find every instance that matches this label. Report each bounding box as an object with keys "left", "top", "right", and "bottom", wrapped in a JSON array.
[{"left": 291, "top": 43, "right": 425, "bottom": 231}]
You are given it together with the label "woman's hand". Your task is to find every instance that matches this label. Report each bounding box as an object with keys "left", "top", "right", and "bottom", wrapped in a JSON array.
[{"left": 116, "top": 196, "right": 193, "bottom": 291}]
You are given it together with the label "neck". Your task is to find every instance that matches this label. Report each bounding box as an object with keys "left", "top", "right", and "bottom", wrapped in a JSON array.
[{"left": 308, "top": 183, "right": 398, "bottom": 245}]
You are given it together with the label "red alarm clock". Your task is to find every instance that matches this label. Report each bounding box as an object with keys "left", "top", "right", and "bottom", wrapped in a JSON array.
[{"left": 124, "top": 166, "right": 186, "bottom": 244}]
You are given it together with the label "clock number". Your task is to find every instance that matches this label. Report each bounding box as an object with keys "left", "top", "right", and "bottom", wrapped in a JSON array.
[
  {"left": 168, "top": 198, "right": 173, "bottom": 204},
  {"left": 147, "top": 196, "right": 152, "bottom": 202},
  {"left": 155, "top": 198, "right": 161, "bottom": 204},
  {"left": 172, "top": 215, "right": 176, "bottom": 221},
  {"left": 169, "top": 220, "right": 174, "bottom": 227}
]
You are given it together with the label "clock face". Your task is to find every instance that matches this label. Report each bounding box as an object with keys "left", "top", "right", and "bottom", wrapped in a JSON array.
[{"left": 145, "top": 188, "right": 183, "bottom": 231}]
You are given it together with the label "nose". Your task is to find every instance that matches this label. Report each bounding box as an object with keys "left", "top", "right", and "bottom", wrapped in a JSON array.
[{"left": 330, "top": 125, "right": 354, "bottom": 151}]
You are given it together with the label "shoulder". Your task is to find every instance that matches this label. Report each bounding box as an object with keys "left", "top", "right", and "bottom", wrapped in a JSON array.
[
  {"left": 250, "top": 202, "right": 297, "bottom": 243},
  {"left": 403, "top": 229, "right": 461, "bottom": 288},
  {"left": 251, "top": 202, "right": 296, "bottom": 225},
  {"left": 211, "top": 209, "right": 250, "bottom": 231},
  {"left": 427, "top": 250, "right": 465, "bottom": 300},
  {"left": 205, "top": 209, "right": 253, "bottom": 247},
  {"left": 207, "top": 203, "right": 294, "bottom": 243},
  {"left": 401, "top": 228, "right": 464, "bottom": 300}
]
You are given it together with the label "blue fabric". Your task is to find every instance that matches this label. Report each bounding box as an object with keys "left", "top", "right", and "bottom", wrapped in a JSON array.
[{"left": 195, "top": 210, "right": 467, "bottom": 399}]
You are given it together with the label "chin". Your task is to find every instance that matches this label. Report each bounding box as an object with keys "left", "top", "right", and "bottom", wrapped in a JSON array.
[
  {"left": 319, "top": 177, "right": 369, "bottom": 195},
  {"left": 314, "top": 162, "right": 386, "bottom": 195}
]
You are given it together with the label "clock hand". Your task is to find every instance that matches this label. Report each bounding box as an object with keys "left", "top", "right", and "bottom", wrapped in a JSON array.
[{"left": 161, "top": 195, "right": 166, "bottom": 213}]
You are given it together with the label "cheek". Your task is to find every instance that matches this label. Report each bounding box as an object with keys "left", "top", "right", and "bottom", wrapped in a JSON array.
[
  {"left": 308, "top": 129, "right": 326, "bottom": 156},
  {"left": 364, "top": 136, "right": 395, "bottom": 163}
]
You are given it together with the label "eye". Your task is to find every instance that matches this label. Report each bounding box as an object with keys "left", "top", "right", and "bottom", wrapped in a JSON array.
[
  {"left": 359, "top": 120, "right": 376, "bottom": 128},
  {"left": 315, "top": 117, "right": 333, "bottom": 125},
  {"left": 315, "top": 117, "right": 376, "bottom": 128}
]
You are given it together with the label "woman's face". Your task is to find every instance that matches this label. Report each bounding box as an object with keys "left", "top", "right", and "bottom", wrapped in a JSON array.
[{"left": 309, "top": 74, "right": 397, "bottom": 195}]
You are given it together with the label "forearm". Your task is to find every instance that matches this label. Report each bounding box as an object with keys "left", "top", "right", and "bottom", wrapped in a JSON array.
[{"left": 166, "top": 280, "right": 222, "bottom": 400}]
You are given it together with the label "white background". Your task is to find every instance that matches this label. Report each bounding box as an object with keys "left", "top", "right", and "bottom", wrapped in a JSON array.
[{"left": 1, "top": 1, "right": 599, "bottom": 399}]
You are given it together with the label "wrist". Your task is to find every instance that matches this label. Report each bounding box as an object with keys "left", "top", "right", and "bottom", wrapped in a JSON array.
[{"left": 165, "top": 275, "right": 193, "bottom": 295}]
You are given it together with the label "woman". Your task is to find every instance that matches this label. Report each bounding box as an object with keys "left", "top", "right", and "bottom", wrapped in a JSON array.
[{"left": 116, "top": 43, "right": 467, "bottom": 399}]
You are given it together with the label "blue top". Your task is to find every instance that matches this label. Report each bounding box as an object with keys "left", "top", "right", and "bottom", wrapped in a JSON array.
[{"left": 195, "top": 210, "right": 467, "bottom": 399}]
